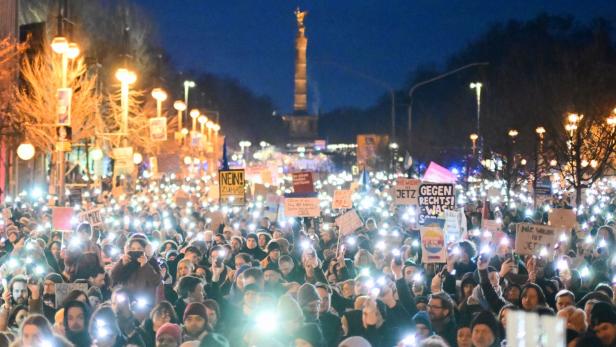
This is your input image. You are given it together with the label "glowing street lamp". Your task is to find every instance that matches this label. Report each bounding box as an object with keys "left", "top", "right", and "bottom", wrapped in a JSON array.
[
  {"left": 17, "top": 143, "right": 35, "bottom": 161},
  {"left": 470, "top": 82, "right": 483, "bottom": 154},
  {"left": 173, "top": 100, "right": 187, "bottom": 132},
  {"left": 115, "top": 68, "right": 137, "bottom": 135},
  {"left": 151, "top": 88, "right": 168, "bottom": 118},
  {"left": 189, "top": 109, "right": 200, "bottom": 132},
  {"left": 507, "top": 129, "right": 519, "bottom": 138},
  {"left": 184, "top": 80, "right": 196, "bottom": 110},
  {"left": 198, "top": 115, "right": 208, "bottom": 134}
]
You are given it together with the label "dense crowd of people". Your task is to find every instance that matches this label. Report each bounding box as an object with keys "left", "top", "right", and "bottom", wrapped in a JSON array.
[{"left": 0, "top": 173, "right": 614, "bottom": 347}]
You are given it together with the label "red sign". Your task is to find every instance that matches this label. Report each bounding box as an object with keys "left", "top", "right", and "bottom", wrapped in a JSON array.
[
  {"left": 292, "top": 171, "right": 314, "bottom": 194},
  {"left": 52, "top": 207, "right": 73, "bottom": 231}
]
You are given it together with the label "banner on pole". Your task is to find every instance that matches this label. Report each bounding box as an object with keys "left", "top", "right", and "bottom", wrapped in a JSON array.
[
  {"left": 56, "top": 88, "right": 72, "bottom": 126},
  {"left": 219, "top": 169, "right": 246, "bottom": 205},
  {"left": 149, "top": 117, "right": 168, "bottom": 141}
]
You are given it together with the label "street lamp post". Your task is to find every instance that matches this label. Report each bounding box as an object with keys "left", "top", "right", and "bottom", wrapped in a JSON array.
[
  {"left": 51, "top": 36, "right": 79, "bottom": 204},
  {"left": 189, "top": 109, "right": 200, "bottom": 132},
  {"left": 470, "top": 82, "right": 483, "bottom": 156},
  {"left": 533, "top": 126, "right": 546, "bottom": 206},
  {"left": 151, "top": 88, "right": 168, "bottom": 118},
  {"left": 173, "top": 100, "right": 187, "bottom": 133},
  {"left": 184, "top": 80, "right": 195, "bottom": 110},
  {"left": 467, "top": 133, "right": 478, "bottom": 184},
  {"left": 115, "top": 68, "right": 137, "bottom": 136},
  {"left": 506, "top": 129, "right": 518, "bottom": 205}
]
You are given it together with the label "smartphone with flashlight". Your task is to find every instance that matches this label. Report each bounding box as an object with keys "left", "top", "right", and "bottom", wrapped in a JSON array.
[{"left": 215, "top": 256, "right": 224, "bottom": 268}]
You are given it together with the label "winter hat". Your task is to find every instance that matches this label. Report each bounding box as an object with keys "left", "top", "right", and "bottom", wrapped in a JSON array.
[
  {"left": 156, "top": 323, "right": 182, "bottom": 342},
  {"left": 266, "top": 240, "right": 281, "bottom": 253},
  {"left": 338, "top": 336, "right": 371, "bottom": 347},
  {"left": 45, "top": 273, "right": 64, "bottom": 284},
  {"left": 461, "top": 272, "right": 477, "bottom": 287},
  {"left": 412, "top": 311, "right": 433, "bottom": 332},
  {"left": 183, "top": 302, "right": 208, "bottom": 322},
  {"left": 295, "top": 323, "right": 325, "bottom": 347},
  {"left": 246, "top": 233, "right": 258, "bottom": 242},
  {"left": 297, "top": 283, "right": 320, "bottom": 308},
  {"left": 590, "top": 302, "right": 616, "bottom": 327},
  {"left": 471, "top": 310, "right": 500, "bottom": 342},
  {"left": 277, "top": 294, "right": 304, "bottom": 321}
]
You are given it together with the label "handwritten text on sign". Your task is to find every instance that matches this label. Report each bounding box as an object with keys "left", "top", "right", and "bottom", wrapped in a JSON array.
[
  {"left": 335, "top": 209, "right": 364, "bottom": 235},
  {"left": 284, "top": 197, "right": 321, "bottom": 217},
  {"left": 219, "top": 169, "right": 246, "bottom": 205},
  {"left": 332, "top": 190, "right": 353, "bottom": 209},
  {"left": 514, "top": 223, "right": 562, "bottom": 256},
  {"left": 394, "top": 178, "right": 421, "bottom": 205},
  {"left": 418, "top": 183, "right": 455, "bottom": 224},
  {"left": 292, "top": 172, "right": 315, "bottom": 193}
]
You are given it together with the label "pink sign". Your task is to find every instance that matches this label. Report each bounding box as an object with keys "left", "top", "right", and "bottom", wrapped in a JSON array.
[
  {"left": 422, "top": 162, "right": 457, "bottom": 184},
  {"left": 52, "top": 207, "right": 73, "bottom": 231}
]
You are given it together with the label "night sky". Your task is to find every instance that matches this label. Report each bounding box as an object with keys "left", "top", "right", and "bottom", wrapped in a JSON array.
[{"left": 134, "top": 0, "right": 616, "bottom": 113}]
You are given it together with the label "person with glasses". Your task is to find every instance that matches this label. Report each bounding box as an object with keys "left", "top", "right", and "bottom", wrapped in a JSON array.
[{"left": 427, "top": 291, "right": 457, "bottom": 347}]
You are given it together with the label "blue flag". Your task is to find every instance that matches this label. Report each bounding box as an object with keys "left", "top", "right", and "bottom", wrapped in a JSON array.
[{"left": 221, "top": 137, "right": 229, "bottom": 170}]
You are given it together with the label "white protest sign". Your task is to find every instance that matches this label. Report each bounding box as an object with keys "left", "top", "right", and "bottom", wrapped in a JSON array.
[
  {"left": 335, "top": 209, "right": 364, "bottom": 236},
  {"left": 443, "top": 210, "right": 461, "bottom": 243},
  {"left": 78, "top": 207, "right": 104, "bottom": 227},
  {"left": 507, "top": 311, "right": 565, "bottom": 347},
  {"left": 284, "top": 196, "right": 321, "bottom": 217},
  {"left": 548, "top": 208, "right": 577, "bottom": 230},
  {"left": 514, "top": 223, "right": 564, "bottom": 256},
  {"left": 332, "top": 190, "right": 353, "bottom": 210},
  {"left": 418, "top": 183, "right": 455, "bottom": 224},
  {"left": 394, "top": 178, "right": 421, "bottom": 205}
]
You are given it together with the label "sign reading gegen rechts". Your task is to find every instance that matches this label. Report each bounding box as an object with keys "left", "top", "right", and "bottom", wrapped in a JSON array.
[{"left": 418, "top": 183, "right": 455, "bottom": 224}]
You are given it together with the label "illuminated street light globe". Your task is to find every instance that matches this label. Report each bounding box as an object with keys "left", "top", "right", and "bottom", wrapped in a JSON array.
[
  {"left": 198, "top": 115, "right": 208, "bottom": 125},
  {"left": 66, "top": 42, "right": 80, "bottom": 59},
  {"left": 17, "top": 143, "right": 35, "bottom": 160},
  {"left": 90, "top": 147, "right": 103, "bottom": 161},
  {"left": 469, "top": 133, "right": 478, "bottom": 141},
  {"left": 173, "top": 100, "right": 187, "bottom": 111},
  {"left": 51, "top": 36, "right": 69, "bottom": 54},
  {"left": 212, "top": 124, "right": 220, "bottom": 132},
  {"left": 183, "top": 156, "right": 192, "bottom": 165},
  {"left": 189, "top": 109, "right": 200, "bottom": 119},
  {"left": 133, "top": 153, "right": 143, "bottom": 165},
  {"left": 151, "top": 88, "right": 168, "bottom": 101},
  {"left": 115, "top": 68, "right": 137, "bottom": 84},
  {"left": 181, "top": 128, "right": 189, "bottom": 136},
  {"left": 184, "top": 80, "right": 196, "bottom": 88}
]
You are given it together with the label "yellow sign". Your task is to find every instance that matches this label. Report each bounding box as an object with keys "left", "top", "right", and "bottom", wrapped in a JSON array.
[
  {"left": 55, "top": 141, "right": 71, "bottom": 152},
  {"left": 219, "top": 169, "right": 245, "bottom": 205}
]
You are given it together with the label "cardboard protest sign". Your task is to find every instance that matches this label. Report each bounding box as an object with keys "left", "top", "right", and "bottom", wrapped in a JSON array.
[
  {"left": 52, "top": 207, "right": 73, "bottom": 231},
  {"left": 506, "top": 311, "right": 566, "bottom": 347},
  {"left": 482, "top": 219, "right": 506, "bottom": 245},
  {"left": 219, "top": 169, "right": 246, "bottom": 205},
  {"left": 292, "top": 172, "right": 315, "bottom": 194},
  {"left": 514, "top": 223, "right": 562, "bottom": 256},
  {"left": 394, "top": 178, "right": 421, "bottom": 205},
  {"left": 332, "top": 190, "right": 353, "bottom": 210},
  {"left": 78, "top": 207, "right": 104, "bottom": 227},
  {"left": 253, "top": 183, "right": 268, "bottom": 199},
  {"left": 264, "top": 193, "right": 280, "bottom": 221},
  {"left": 418, "top": 183, "right": 455, "bottom": 225},
  {"left": 209, "top": 211, "right": 225, "bottom": 233},
  {"left": 335, "top": 209, "right": 364, "bottom": 236},
  {"left": 420, "top": 218, "right": 446, "bottom": 263},
  {"left": 443, "top": 210, "right": 462, "bottom": 243},
  {"left": 422, "top": 162, "right": 457, "bottom": 184},
  {"left": 112, "top": 147, "right": 134, "bottom": 177},
  {"left": 283, "top": 193, "right": 320, "bottom": 217},
  {"left": 55, "top": 283, "right": 88, "bottom": 308},
  {"left": 548, "top": 208, "right": 577, "bottom": 230}
]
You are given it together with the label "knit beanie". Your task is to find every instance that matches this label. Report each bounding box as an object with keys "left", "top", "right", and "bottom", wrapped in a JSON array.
[
  {"left": 297, "top": 283, "right": 320, "bottom": 308},
  {"left": 295, "top": 323, "right": 325, "bottom": 347},
  {"left": 590, "top": 302, "right": 616, "bottom": 327},
  {"left": 277, "top": 294, "right": 304, "bottom": 321},
  {"left": 156, "top": 323, "right": 181, "bottom": 342},
  {"left": 183, "top": 302, "right": 208, "bottom": 322},
  {"left": 338, "top": 336, "right": 371, "bottom": 347},
  {"left": 471, "top": 310, "right": 500, "bottom": 342},
  {"left": 266, "top": 240, "right": 281, "bottom": 253},
  {"left": 45, "top": 273, "right": 64, "bottom": 284},
  {"left": 412, "top": 311, "right": 432, "bottom": 332}
]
